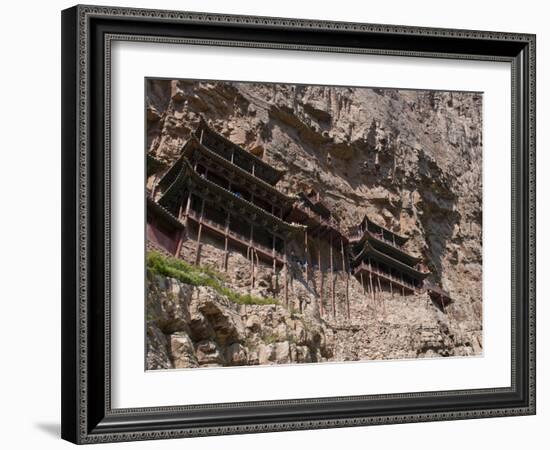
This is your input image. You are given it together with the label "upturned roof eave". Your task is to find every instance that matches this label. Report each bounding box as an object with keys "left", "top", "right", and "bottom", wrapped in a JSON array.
[
  {"left": 353, "top": 243, "right": 429, "bottom": 280},
  {"left": 197, "top": 116, "right": 286, "bottom": 184},
  {"left": 362, "top": 215, "right": 409, "bottom": 244},
  {"left": 364, "top": 231, "right": 421, "bottom": 264},
  {"left": 158, "top": 159, "right": 305, "bottom": 237},
  {"left": 185, "top": 135, "right": 293, "bottom": 205}
]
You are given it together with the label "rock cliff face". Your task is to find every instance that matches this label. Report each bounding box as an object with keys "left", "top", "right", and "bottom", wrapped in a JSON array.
[
  {"left": 147, "top": 272, "right": 333, "bottom": 369},
  {"left": 146, "top": 79, "right": 483, "bottom": 368}
]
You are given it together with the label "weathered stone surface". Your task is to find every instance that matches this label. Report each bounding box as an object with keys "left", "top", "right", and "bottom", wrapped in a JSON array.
[
  {"left": 146, "top": 273, "right": 193, "bottom": 334},
  {"left": 195, "top": 339, "right": 224, "bottom": 366},
  {"left": 258, "top": 344, "right": 275, "bottom": 365},
  {"left": 170, "top": 332, "right": 198, "bottom": 369},
  {"left": 146, "top": 323, "right": 173, "bottom": 370},
  {"left": 274, "top": 342, "right": 291, "bottom": 364},
  {"left": 225, "top": 343, "right": 248, "bottom": 366}
]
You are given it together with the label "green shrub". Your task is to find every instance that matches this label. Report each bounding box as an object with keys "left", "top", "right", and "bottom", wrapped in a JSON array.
[{"left": 147, "top": 251, "right": 278, "bottom": 306}]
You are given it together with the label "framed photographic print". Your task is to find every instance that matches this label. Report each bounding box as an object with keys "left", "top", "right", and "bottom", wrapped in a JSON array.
[{"left": 61, "top": 4, "right": 536, "bottom": 444}]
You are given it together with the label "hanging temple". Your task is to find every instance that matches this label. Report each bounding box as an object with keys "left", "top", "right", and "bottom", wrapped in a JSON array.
[{"left": 146, "top": 117, "right": 453, "bottom": 318}]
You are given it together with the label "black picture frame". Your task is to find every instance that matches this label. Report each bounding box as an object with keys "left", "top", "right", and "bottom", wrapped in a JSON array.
[{"left": 61, "top": 4, "right": 536, "bottom": 444}]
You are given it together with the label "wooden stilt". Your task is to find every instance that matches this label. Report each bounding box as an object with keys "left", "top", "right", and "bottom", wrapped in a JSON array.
[
  {"left": 360, "top": 272, "right": 365, "bottom": 295},
  {"left": 346, "top": 271, "right": 350, "bottom": 320},
  {"left": 340, "top": 238, "right": 349, "bottom": 320},
  {"left": 194, "top": 198, "right": 205, "bottom": 266},
  {"left": 272, "top": 234, "right": 276, "bottom": 272},
  {"left": 284, "top": 240, "right": 289, "bottom": 306},
  {"left": 249, "top": 224, "right": 255, "bottom": 290},
  {"left": 305, "top": 229, "right": 309, "bottom": 283},
  {"left": 374, "top": 262, "right": 383, "bottom": 312},
  {"left": 175, "top": 229, "right": 184, "bottom": 258},
  {"left": 330, "top": 235, "right": 335, "bottom": 317},
  {"left": 183, "top": 192, "right": 192, "bottom": 228},
  {"left": 368, "top": 258, "right": 375, "bottom": 304},
  {"left": 250, "top": 248, "right": 255, "bottom": 290},
  {"left": 223, "top": 212, "right": 230, "bottom": 271},
  {"left": 318, "top": 244, "right": 324, "bottom": 317}
]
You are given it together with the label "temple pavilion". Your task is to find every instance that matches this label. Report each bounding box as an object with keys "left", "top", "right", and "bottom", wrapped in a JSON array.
[
  {"left": 147, "top": 117, "right": 307, "bottom": 304},
  {"left": 348, "top": 216, "right": 430, "bottom": 297}
]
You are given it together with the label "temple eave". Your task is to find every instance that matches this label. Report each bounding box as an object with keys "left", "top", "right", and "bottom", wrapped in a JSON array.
[
  {"left": 184, "top": 135, "right": 292, "bottom": 205},
  {"left": 354, "top": 245, "right": 429, "bottom": 280},
  {"left": 197, "top": 116, "right": 285, "bottom": 185},
  {"left": 159, "top": 160, "right": 304, "bottom": 236}
]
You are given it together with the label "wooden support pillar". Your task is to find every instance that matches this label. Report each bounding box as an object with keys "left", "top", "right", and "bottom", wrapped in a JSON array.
[
  {"left": 305, "top": 229, "right": 309, "bottom": 283},
  {"left": 175, "top": 228, "right": 184, "bottom": 259},
  {"left": 177, "top": 196, "right": 185, "bottom": 221},
  {"left": 272, "top": 234, "right": 276, "bottom": 272},
  {"left": 223, "top": 212, "right": 230, "bottom": 271},
  {"left": 318, "top": 244, "right": 324, "bottom": 317},
  {"left": 360, "top": 272, "right": 365, "bottom": 295},
  {"left": 345, "top": 269, "right": 350, "bottom": 320},
  {"left": 194, "top": 198, "right": 205, "bottom": 266},
  {"left": 400, "top": 272, "right": 405, "bottom": 296},
  {"left": 249, "top": 223, "right": 255, "bottom": 290},
  {"left": 330, "top": 235, "right": 335, "bottom": 317},
  {"left": 375, "top": 261, "right": 383, "bottom": 304},
  {"left": 250, "top": 248, "right": 256, "bottom": 291},
  {"left": 368, "top": 259, "right": 375, "bottom": 304},
  {"left": 340, "top": 238, "right": 349, "bottom": 320},
  {"left": 200, "top": 128, "right": 204, "bottom": 143},
  {"left": 284, "top": 240, "right": 289, "bottom": 306},
  {"left": 183, "top": 192, "right": 192, "bottom": 228}
]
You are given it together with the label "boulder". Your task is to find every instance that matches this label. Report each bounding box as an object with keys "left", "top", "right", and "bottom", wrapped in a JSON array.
[
  {"left": 224, "top": 343, "right": 248, "bottom": 366},
  {"left": 169, "top": 332, "right": 198, "bottom": 369},
  {"left": 146, "top": 323, "right": 173, "bottom": 370},
  {"left": 274, "top": 342, "right": 291, "bottom": 364},
  {"left": 258, "top": 344, "right": 275, "bottom": 365},
  {"left": 195, "top": 339, "right": 224, "bottom": 366}
]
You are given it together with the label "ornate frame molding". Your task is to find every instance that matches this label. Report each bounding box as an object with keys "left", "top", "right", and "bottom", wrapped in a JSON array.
[{"left": 61, "top": 4, "right": 536, "bottom": 444}]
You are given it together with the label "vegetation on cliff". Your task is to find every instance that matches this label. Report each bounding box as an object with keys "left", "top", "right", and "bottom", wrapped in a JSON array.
[{"left": 147, "top": 251, "right": 278, "bottom": 306}]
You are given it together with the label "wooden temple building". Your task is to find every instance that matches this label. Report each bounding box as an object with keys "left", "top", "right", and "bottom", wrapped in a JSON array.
[
  {"left": 348, "top": 216, "right": 429, "bottom": 298},
  {"left": 146, "top": 117, "right": 450, "bottom": 317}
]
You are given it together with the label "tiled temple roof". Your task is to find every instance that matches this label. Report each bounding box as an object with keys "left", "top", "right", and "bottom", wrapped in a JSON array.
[{"left": 197, "top": 116, "right": 285, "bottom": 185}]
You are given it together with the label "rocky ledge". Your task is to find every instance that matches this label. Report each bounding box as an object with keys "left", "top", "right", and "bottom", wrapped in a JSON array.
[{"left": 146, "top": 271, "right": 482, "bottom": 369}]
